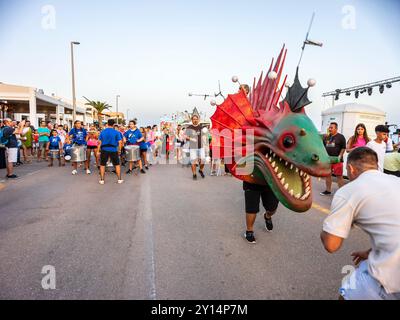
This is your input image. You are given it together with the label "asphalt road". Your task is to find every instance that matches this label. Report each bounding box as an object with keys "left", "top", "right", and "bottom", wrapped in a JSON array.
[{"left": 0, "top": 160, "right": 369, "bottom": 300}]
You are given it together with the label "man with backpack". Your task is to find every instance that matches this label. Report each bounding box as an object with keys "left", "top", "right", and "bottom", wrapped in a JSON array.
[{"left": 0, "top": 118, "right": 25, "bottom": 178}]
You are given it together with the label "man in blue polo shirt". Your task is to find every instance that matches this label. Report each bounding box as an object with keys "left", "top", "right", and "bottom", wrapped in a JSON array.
[
  {"left": 98, "top": 119, "right": 123, "bottom": 185},
  {"left": 69, "top": 120, "right": 90, "bottom": 175},
  {"left": 123, "top": 120, "right": 146, "bottom": 174}
]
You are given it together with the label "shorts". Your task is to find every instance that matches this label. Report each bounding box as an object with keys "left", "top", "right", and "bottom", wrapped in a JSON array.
[
  {"left": 243, "top": 182, "right": 279, "bottom": 214},
  {"left": 39, "top": 141, "right": 47, "bottom": 150},
  {"left": 48, "top": 149, "right": 61, "bottom": 159},
  {"left": 190, "top": 148, "right": 206, "bottom": 162},
  {"left": 87, "top": 145, "right": 97, "bottom": 150},
  {"left": 100, "top": 150, "right": 120, "bottom": 166},
  {"left": 331, "top": 162, "right": 343, "bottom": 176},
  {"left": 6, "top": 148, "right": 18, "bottom": 163},
  {"left": 340, "top": 260, "right": 400, "bottom": 300}
]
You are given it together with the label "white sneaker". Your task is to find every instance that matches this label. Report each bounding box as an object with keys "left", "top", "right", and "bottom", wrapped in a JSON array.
[
  {"left": 86, "top": 169, "right": 91, "bottom": 175},
  {"left": 99, "top": 180, "right": 105, "bottom": 185},
  {"left": 117, "top": 179, "right": 124, "bottom": 184},
  {"left": 72, "top": 170, "right": 78, "bottom": 175}
]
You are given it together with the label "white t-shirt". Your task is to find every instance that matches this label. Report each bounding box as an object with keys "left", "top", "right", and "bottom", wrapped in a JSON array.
[
  {"left": 323, "top": 170, "right": 400, "bottom": 294},
  {"left": 366, "top": 140, "right": 386, "bottom": 171},
  {"left": 386, "top": 138, "right": 394, "bottom": 152}
]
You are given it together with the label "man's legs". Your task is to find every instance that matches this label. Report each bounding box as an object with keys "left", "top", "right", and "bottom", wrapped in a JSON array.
[
  {"left": 115, "top": 165, "right": 122, "bottom": 180},
  {"left": 190, "top": 149, "right": 198, "bottom": 178},
  {"left": 261, "top": 187, "right": 279, "bottom": 232},
  {"left": 191, "top": 161, "right": 197, "bottom": 175},
  {"left": 325, "top": 175, "right": 332, "bottom": 192},
  {"left": 198, "top": 156, "right": 205, "bottom": 178},
  {"left": 100, "top": 165, "right": 106, "bottom": 181},
  {"left": 72, "top": 162, "right": 78, "bottom": 173},
  {"left": 6, "top": 148, "right": 17, "bottom": 177},
  {"left": 99, "top": 151, "right": 107, "bottom": 182},
  {"left": 246, "top": 213, "right": 257, "bottom": 232},
  {"left": 199, "top": 149, "right": 206, "bottom": 173},
  {"left": 37, "top": 144, "right": 42, "bottom": 161},
  {"left": 337, "top": 175, "right": 345, "bottom": 188},
  {"left": 244, "top": 188, "right": 261, "bottom": 243},
  {"left": 6, "top": 160, "right": 13, "bottom": 176}
]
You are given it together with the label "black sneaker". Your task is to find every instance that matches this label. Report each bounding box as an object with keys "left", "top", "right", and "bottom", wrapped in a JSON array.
[
  {"left": 320, "top": 190, "right": 332, "bottom": 196},
  {"left": 199, "top": 170, "right": 205, "bottom": 178},
  {"left": 193, "top": 174, "right": 197, "bottom": 180},
  {"left": 126, "top": 169, "right": 132, "bottom": 174},
  {"left": 145, "top": 166, "right": 149, "bottom": 170},
  {"left": 140, "top": 169, "right": 146, "bottom": 174},
  {"left": 264, "top": 214, "right": 273, "bottom": 232},
  {"left": 244, "top": 231, "right": 256, "bottom": 244},
  {"left": 6, "top": 174, "right": 18, "bottom": 179}
]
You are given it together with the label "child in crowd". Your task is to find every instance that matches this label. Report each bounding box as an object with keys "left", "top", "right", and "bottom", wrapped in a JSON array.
[
  {"left": 46, "top": 129, "right": 62, "bottom": 167},
  {"left": 32, "top": 129, "right": 39, "bottom": 157},
  {"left": 63, "top": 136, "right": 73, "bottom": 163},
  {"left": 87, "top": 126, "right": 99, "bottom": 169}
]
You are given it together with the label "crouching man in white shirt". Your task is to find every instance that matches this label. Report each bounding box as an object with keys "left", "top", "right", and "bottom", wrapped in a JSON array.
[{"left": 321, "top": 147, "right": 400, "bottom": 300}]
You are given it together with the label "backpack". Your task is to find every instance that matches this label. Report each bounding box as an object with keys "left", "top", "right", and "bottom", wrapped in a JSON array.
[{"left": 0, "top": 127, "right": 9, "bottom": 147}]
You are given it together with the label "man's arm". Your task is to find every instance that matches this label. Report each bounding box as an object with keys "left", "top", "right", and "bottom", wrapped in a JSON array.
[
  {"left": 97, "top": 140, "right": 102, "bottom": 155},
  {"left": 321, "top": 193, "right": 354, "bottom": 253},
  {"left": 339, "top": 136, "right": 347, "bottom": 160},
  {"left": 320, "top": 231, "right": 344, "bottom": 253},
  {"left": 351, "top": 249, "right": 372, "bottom": 266}
]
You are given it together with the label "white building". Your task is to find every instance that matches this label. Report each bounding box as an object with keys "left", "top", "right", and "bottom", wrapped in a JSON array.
[
  {"left": 0, "top": 82, "right": 92, "bottom": 128},
  {"left": 321, "top": 103, "right": 387, "bottom": 177},
  {"left": 321, "top": 103, "right": 386, "bottom": 140}
]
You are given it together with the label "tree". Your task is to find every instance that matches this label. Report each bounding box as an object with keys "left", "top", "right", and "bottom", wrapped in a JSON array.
[{"left": 83, "top": 97, "right": 111, "bottom": 129}]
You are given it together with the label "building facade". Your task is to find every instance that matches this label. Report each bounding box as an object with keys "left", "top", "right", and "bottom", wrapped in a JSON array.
[{"left": 0, "top": 82, "right": 92, "bottom": 128}]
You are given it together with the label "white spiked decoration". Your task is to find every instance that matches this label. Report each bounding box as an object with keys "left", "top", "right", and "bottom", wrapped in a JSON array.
[
  {"left": 210, "top": 100, "right": 217, "bottom": 106},
  {"left": 232, "top": 76, "right": 239, "bottom": 83},
  {"left": 284, "top": 82, "right": 291, "bottom": 88},
  {"left": 268, "top": 71, "right": 277, "bottom": 80},
  {"left": 307, "top": 78, "right": 316, "bottom": 87}
]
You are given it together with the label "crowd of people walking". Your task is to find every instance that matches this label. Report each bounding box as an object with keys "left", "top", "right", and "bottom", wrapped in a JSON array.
[{"left": 0, "top": 115, "right": 232, "bottom": 182}]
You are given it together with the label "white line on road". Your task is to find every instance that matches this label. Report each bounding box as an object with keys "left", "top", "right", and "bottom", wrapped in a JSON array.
[{"left": 142, "top": 177, "right": 157, "bottom": 300}]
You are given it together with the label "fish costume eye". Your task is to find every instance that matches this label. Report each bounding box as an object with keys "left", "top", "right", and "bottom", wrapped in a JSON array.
[{"left": 282, "top": 134, "right": 295, "bottom": 149}]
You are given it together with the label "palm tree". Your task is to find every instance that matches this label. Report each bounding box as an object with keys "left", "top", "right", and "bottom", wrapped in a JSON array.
[{"left": 83, "top": 97, "right": 111, "bottom": 128}]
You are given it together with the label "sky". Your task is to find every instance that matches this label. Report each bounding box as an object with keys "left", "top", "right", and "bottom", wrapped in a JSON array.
[{"left": 1, "top": 0, "right": 400, "bottom": 127}]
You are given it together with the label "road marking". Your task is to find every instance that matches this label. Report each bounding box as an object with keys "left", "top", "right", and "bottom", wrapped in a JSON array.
[
  {"left": 26, "top": 169, "right": 44, "bottom": 176},
  {"left": 312, "top": 203, "right": 331, "bottom": 215},
  {"left": 142, "top": 177, "right": 157, "bottom": 300}
]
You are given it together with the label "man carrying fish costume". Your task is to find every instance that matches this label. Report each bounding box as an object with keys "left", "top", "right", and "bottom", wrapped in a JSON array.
[{"left": 210, "top": 46, "right": 332, "bottom": 243}]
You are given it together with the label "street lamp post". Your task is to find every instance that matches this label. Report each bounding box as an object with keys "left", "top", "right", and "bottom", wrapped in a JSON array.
[
  {"left": 70, "top": 41, "right": 80, "bottom": 123},
  {"left": 126, "top": 108, "right": 130, "bottom": 122},
  {"left": 116, "top": 95, "right": 120, "bottom": 125}
]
